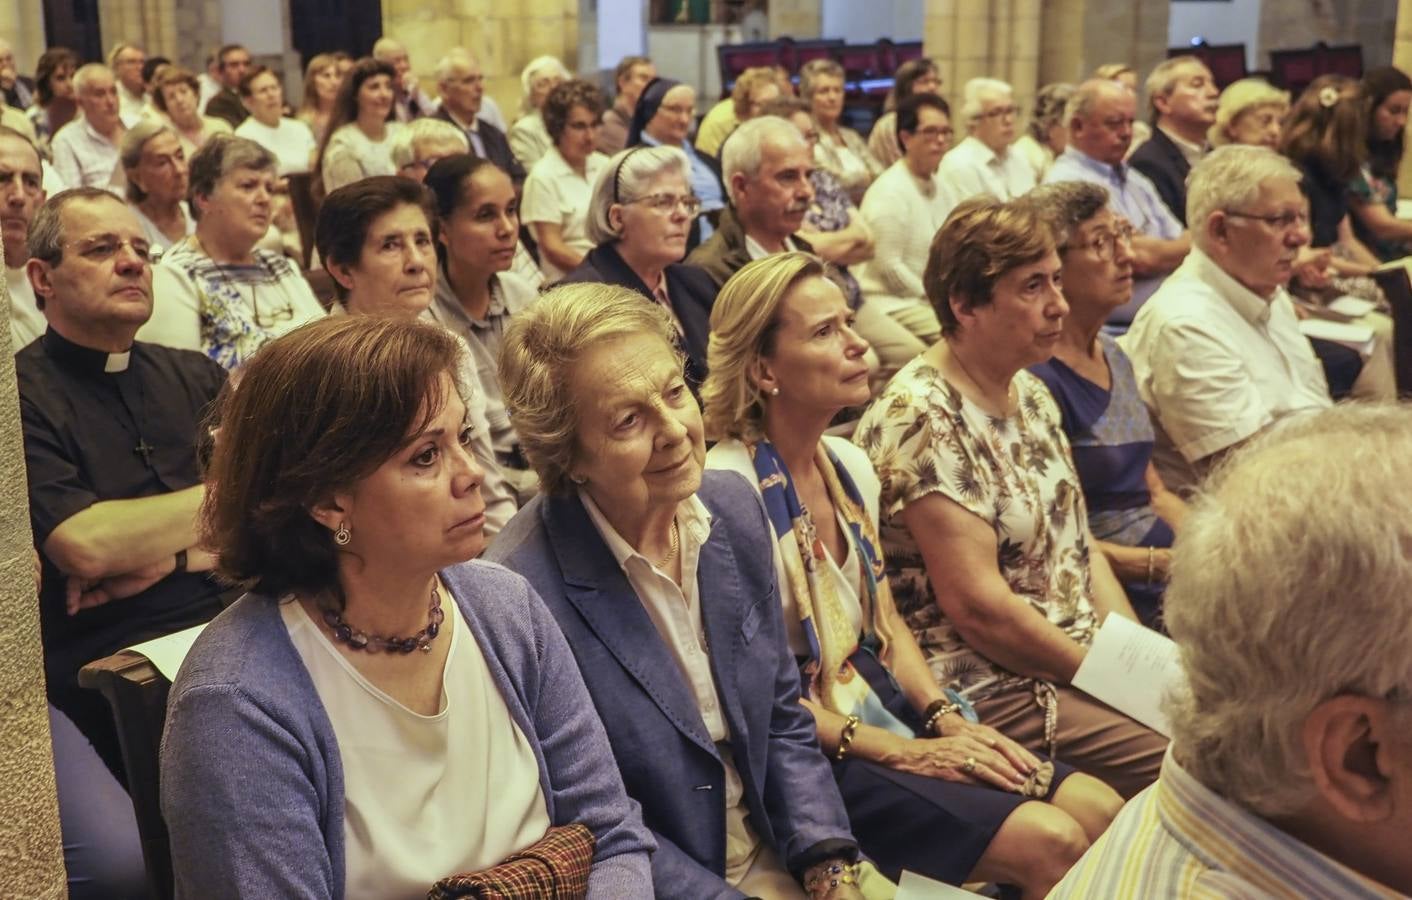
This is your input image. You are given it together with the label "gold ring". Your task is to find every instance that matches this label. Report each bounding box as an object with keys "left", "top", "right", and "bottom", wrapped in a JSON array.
[{"left": 962, "top": 756, "right": 977, "bottom": 774}]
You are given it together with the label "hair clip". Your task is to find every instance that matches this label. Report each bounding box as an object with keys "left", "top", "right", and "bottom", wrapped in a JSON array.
[{"left": 1318, "top": 86, "right": 1340, "bottom": 109}]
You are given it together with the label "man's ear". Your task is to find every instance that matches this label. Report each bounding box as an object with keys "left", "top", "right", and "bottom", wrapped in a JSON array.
[
  {"left": 26, "top": 257, "right": 54, "bottom": 308},
  {"left": 1303, "top": 695, "right": 1399, "bottom": 824}
]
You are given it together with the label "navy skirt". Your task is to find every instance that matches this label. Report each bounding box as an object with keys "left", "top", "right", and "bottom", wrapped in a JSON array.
[{"left": 833, "top": 649, "right": 1075, "bottom": 885}]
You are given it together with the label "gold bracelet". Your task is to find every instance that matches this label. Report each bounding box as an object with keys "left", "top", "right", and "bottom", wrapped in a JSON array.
[
  {"left": 1146, "top": 546, "right": 1156, "bottom": 586},
  {"left": 834, "top": 715, "right": 861, "bottom": 761}
]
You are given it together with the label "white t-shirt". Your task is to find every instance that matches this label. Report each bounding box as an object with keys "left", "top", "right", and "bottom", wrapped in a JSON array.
[
  {"left": 235, "top": 116, "right": 317, "bottom": 175},
  {"left": 521, "top": 147, "right": 608, "bottom": 283},
  {"left": 280, "top": 596, "right": 551, "bottom": 900}
]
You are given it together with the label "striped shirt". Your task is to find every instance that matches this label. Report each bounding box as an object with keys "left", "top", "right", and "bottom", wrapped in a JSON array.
[{"left": 1050, "top": 749, "right": 1405, "bottom": 899}]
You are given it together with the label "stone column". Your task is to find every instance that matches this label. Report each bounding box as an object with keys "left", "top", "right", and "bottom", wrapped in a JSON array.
[
  {"left": 0, "top": 0, "right": 46, "bottom": 74},
  {"left": 924, "top": 0, "right": 1041, "bottom": 116},
  {"left": 98, "top": 0, "right": 182, "bottom": 62},
  {"left": 0, "top": 272, "right": 65, "bottom": 899},
  {"left": 381, "top": 0, "right": 580, "bottom": 132},
  {"left": 770, "top": 0, "right": 822, "bottom": 39},
  {"left": 1037, "top": 0, "right": 1166, "bottom": 88}
]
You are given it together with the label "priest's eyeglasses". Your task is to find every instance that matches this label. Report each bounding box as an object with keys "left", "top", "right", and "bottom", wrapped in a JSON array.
[{"left": 66, "top": 236, "right": 155, "bottom": 264}]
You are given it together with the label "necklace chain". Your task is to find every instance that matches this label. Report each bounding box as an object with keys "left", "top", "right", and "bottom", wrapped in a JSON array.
[
  {"left": 320, "top": 581, "right": 445, "bottom": 654},
  {"left": 654, "top": 519, "right": 680, "bottom": 569}
]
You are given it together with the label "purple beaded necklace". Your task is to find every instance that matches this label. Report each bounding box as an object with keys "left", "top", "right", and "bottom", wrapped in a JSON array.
[{"left": 320, "top": 581, "right": 445, "bottom": 654}]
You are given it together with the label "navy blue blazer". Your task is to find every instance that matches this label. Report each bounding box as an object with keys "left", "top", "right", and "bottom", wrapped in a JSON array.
[
  {"left": 1128, "top": 127, "right": 1192, "bottom": 226},
  {"left": 433, "top": 106, "right": 527, "bottom": 186},
  {"left": 557, "top": 242, "right": 718, "bottom": 389},
  {"left": 485, "top": 471, "right": 857, "bottom": 899}
]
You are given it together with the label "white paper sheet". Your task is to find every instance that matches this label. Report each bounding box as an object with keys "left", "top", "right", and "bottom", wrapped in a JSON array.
[
  {"left": 1298, "top": 319, "right": 1376, "bottom": 356},
  {"left": 1325, "top": 295, "right": 1378, "bottom": 320},
  {"left": 894, "top": 870, "right": 981, "bottom": 899},
  {"left": 1071, "top": 614, "right": 1184, "bottom": 738},
  {"left": 124, "top": 623, "right": 207, "bottom": 682}
]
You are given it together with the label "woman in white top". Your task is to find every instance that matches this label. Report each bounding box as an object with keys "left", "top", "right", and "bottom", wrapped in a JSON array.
[
  {"left": 297, "top": 52, "right": 343, "bottom": 144},
  {"left": 801, "top": 59, "right": 883, "bottom": 205},
  {"left": 522, "top": 79, "right": 609, "bottom": 283},
  {"left": 315, "top": 57, "right": 402, "bottom": 196},
  {"left": 234, "top": 66, "right": 317, "bottom": 176},
  {"left": 508, "top": 56, "right": 569, "bottom": 171},
  {"left": 119, "top": 120, "right": 194, "bottom": 254},
  {"left": 138, "top": 135, "right": 324, "bottom": 369},
  {"left": 1011, "top": 83, "right": 1074, "bottom": 182},
  {"left": 162, "top": 315, "right": 655, "bottom": 900},
  {"left": 151, "top": 65, "right": 232, "bottom": 159},
  {"left": 701, "top": 253, "right": 1122, "bottom": 897}
]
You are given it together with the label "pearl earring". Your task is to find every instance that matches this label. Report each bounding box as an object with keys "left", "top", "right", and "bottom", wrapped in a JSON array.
[{"left": 770, "top": 387, "right": 780, "bottom": 396}]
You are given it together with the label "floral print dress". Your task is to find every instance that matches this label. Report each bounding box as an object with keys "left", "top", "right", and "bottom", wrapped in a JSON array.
[{"left": 856, "top": 357, "right": 1097, "bottom": 702}]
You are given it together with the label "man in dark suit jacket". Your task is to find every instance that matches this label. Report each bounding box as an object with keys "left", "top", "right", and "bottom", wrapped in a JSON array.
[
  {"left": 1128, "top": 56, "right": 1219, "bottom": 226},
  {"left": 203, "top": 44, "right": 253, "bottom": 128},
  {"left": 433, "top": 49, "right": 525, "bottom": 186}
]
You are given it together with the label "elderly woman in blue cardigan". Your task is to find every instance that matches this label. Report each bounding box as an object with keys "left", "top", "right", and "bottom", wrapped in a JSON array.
[
  {"left": 486, "top": 282, "right": 870, "bottom": 900},
  {"left": 160, "top": 316, "right": 653, "bottom": 900}
]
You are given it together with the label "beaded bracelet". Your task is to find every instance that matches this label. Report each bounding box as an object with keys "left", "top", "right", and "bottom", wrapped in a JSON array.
[
  {"left": 804, "top": 860, "right": 860, "bottom": 896},
  {"left": 835, "top": 715, "right": 861, "bottom": 761},
  {"left": 922, "top": 699, "right": 961, "bottom": 736}
]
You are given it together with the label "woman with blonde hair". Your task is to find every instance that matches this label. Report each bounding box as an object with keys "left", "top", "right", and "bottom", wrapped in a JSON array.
[
  {"left": 487, "top": 282, "right": 871, "bottom": 899},
  {"left": 298, "top": 52, "right": 344, "bottom": 143},
  {"left": 702, "top": 252, "right": 1120, "bottom": 896},
  {"left": 694, "top": 66, "right": 780, "bottom": 158},
  {"left": 1208, "top": 77, "right": 1289, "bottom": 149},
  {"left": 509, "top": 55, "right": 570, "bottom": 170},
  {"left": 857, "top": 197, "right": 1169, "bottom": 800}
]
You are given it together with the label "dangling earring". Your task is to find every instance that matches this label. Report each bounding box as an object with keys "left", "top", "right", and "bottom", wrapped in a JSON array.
[{"left": 334, "top": 522, "right": 351, "bottom": 546}]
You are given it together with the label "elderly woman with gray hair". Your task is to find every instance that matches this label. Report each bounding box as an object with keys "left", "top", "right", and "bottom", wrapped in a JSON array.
[
  {"left": 486, "top": 283, "right": 872, "bottom": 899},
  {"left": 558, "top": 144, "right": 718, "bottom": 387},
  {"left": 120, "top": 119, "right": 194, "bottom": 251},
  {"left": 509, "top": 55, "right": 570, "bottom": 171},
  {"left": 1053, "top": 404, "right": 1412, "bottom": 898},
  {"left": 1024, "top": 181, "right": 1186, "bottom": 629},
  {"left": 1012, "top": 83, "right": 1075, "bottom": 181},
  {"left": 801, "top": 59, "right": 882, "bottom": 204},
  {"left": 138, "top": 134, "right": 324, "bottom": 369}
]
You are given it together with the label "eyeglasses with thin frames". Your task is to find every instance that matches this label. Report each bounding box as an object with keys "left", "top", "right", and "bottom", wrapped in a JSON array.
[
  {"left": 64, "top": 236, "right": 155, "bottom": 264},
  {"left": 1063, "top": 220, "right": 1136, "bottom": 261},
  {"left": 625, "top": 193, "right": 703, "bottom": 216}
]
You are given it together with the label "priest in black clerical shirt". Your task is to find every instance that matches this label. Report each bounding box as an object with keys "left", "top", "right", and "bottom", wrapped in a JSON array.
[{"left": 17, "top": 187, "right": 228, "bottom": 777}]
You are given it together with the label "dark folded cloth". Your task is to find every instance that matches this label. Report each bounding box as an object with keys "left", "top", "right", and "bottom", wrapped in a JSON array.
[{"left": 428, "top": 823, "right": 596, "bottom": 899}]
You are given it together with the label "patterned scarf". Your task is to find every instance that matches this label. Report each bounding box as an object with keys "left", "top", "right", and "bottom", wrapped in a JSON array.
[{"left": 749, "top": 439, "right": 900, "bottom": 717}]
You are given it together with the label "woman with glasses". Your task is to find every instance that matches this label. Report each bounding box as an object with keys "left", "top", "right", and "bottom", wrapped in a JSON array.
[
  {"left": 801, "top": 59, "right": 882, "bottom": 205},
  {"left": 868, "top": 57, "right": 943, "bottom": 169},
  {"left": 559, "top": 145, "right": 717, "bottom": 389},
  {"left": 522, "top": 80, "right": 608, "bottom": 284},
  {"left": 627, "top": 77, "right": 726, "bottom": 246},
  {"left": 857, "top": 196, "right": 1169, "bottom": 800},
  {"left": 139, "top": 135, "right": 324, "bottom": 369},
  {"left": 1025, "top": 182, "right": 1185, "bottom": 630}
]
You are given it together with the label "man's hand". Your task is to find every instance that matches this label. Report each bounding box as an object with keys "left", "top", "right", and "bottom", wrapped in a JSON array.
[{"left": 66, "top": 556, "right": 175, "bottom": 615}]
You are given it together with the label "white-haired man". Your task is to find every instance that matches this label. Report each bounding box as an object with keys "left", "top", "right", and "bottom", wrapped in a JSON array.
[
  {"left": 685, "top": 115, "right": 818, "bottom": 289},
  {"left": 50, "top": 64, "right": 126, "bottom": 191},
  {"left": 935, "top": 77, "right": 1036, "bottom": 204},
  {"left": 1053, "top": 403, "right": 1412, "bottom": 899},
  {"left": 0, "top": 38, "right": 35, "bottom": 110},
  {"left": 372, "top": 37, "right": 437, "bottom": 122},
  {"left": 431, "top": 49, "right": 524, "bottom": 184},
  {"left": 1045, "top": 78, "right": 1191, "bottom": 323},
  {"left": 1128, "top": 56, "right": 1219, "bottom": 226},
  {"left": 1, "top": 125, "right": 46, "bottom": 349},
  {"left": 108, "top": 42, "right": 151, "bottom": 126},
  {"left": 1120, "top": 145, "right": 1330, "bottom": 493}
]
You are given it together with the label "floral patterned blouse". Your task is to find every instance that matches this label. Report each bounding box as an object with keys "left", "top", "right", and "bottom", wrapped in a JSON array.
[{"left": 856, "top": 357, "right": 1098, "bottom": 701}]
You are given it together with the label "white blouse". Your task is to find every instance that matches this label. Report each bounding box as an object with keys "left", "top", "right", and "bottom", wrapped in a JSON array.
[{"left": 280, "top": 596, "right": 551, "bottom": 900}]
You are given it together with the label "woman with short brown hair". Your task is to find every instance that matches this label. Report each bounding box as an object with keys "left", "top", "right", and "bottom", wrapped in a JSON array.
[{"left": 162, "top": 315, "right": 654, "bottom": 899}]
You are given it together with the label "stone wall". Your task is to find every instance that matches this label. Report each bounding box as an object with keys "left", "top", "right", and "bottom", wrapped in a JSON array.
[
  {"left": 770, "top": 0, "right": 822, "bottom": 38},
  {"left": 1258, "top": 0, "right": 1398, "bottom": 71},
  {"left": 381, "top": 0, "right": 581, "bottom": 128}
]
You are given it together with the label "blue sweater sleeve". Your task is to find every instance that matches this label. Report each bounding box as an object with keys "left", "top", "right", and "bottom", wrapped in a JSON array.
[{"left": 161, "top": 679, "right": 340, "bottom": 899}]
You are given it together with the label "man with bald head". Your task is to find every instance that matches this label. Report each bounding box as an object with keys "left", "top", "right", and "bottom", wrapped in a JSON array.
[
  {"left": 432, "top": 49, "right": 524, "bottom": 184},
  {"left": 373, "top": 36, "right": 438, "bottom": 122},
  {"left": 1045, "top": 78, "right": 1190, "bottom": 322}
]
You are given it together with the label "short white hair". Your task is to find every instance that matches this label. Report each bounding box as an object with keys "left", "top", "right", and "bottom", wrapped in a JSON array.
[
  {"left": 434, "top": 49, "right": 477, "bottom": 85},
  {"left": 1186, "top": 144, "right": 1302, "bottom": 248},
  {"left": 586, "top": 145, "right": 692, "bottom": 244},
  {"left": 371, "top": 37, "right": 404, "bottom": 61},
  {"left": 1165, "top": 403, "right": 1412, "bottom": 817},
  {"left": 389, "top": 118, "right": 468, "bottom": 169},
  {"left": 520, "top": 56, "right": 570, "bottom": 99},
  {"left": 1064, "top": 78, "right": 1130, "bottom": 129},
  {"left": 1144, "top": 55, "right": 1210, "bottom": 123},
  {"left": 961, "top": 77, "right": 1013, "bottom": 123},
  {"left": 72, "top": 63, "right": 114, "bottom": 94},
  {"left": 721, "top": 115, "right": 808, "bottom": 204}
]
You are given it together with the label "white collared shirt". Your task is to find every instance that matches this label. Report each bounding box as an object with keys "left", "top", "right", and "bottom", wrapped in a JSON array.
[
  {"left": 1120, "top": 247, "right": 1331, "bottom": 492},
  {"left": 579, "top": 490, "right": 762, "bottom": 880},
  {"left": 8, "top": 266, "right": 45, "bottom": 353},
  {"left": 49, "top": 117, "right": 122, "bottom": 192},
  {"left": 744, "top": 233, "right": 799, "bottom": 261},
  {"left": 235, "top": 116, "right": 317, "bottom": 175},
  {"left": 1158, "top": 125, "right": 1205, "bottom": 169},
  {"left": 520, "top": 146, "right": 608, "bottom": 282},
  {"left": 936, "top": 134, "right": 1037, "bottom": 203}
]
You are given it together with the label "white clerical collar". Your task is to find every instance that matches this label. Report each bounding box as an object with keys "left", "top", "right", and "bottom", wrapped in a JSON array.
[{"left": 105, "top": 350, "right": 131, "bottom": 372}]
